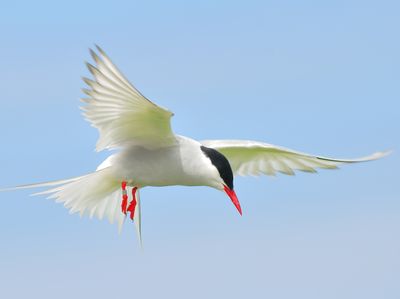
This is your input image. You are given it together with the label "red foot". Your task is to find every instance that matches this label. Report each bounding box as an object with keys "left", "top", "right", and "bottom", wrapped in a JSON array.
[
  {"left": 121, "top": 181, "right": 128, "bottom": 215},
  {"left": 127, "top": 187, "right": 138, "bottom": 220}
]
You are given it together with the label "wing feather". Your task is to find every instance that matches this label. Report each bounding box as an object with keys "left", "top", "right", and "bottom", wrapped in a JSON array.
[
  {"left": 82, "top": 46, "right": 176, "bottom": 151},
  {"left": 201, "top": 139, "right": 389, "bottom": 177}
]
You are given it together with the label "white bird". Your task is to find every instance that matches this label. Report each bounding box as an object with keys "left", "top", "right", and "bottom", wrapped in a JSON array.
[{"left": 1, "top": 46, "right": 389, "bottom": 243}]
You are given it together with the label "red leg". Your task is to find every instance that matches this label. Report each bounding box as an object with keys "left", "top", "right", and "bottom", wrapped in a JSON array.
[
  {"left": 121, "top": 181, "right": 128, "bottom": 215},
  {"left": 127, "top": 187, "right": 138, "bottom": 220}
]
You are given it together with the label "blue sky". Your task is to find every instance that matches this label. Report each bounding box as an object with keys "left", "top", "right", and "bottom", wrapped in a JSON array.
[{"left": 0, "top": 1, "right": 399, "bottom": 298}]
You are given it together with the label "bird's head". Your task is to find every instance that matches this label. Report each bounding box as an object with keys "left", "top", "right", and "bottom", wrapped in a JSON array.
[{"left": 200, "top": 146, "right": 242, "bottom": 215}]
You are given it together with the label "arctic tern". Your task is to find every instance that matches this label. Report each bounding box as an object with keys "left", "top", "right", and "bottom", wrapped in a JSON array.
[{"left": 1, "top": 46, "right": 389, "bottom": 242}]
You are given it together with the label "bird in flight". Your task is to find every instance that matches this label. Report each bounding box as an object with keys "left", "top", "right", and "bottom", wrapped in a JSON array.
[{"left": 1, "top": 46, "right": 389, "bottom": 243}]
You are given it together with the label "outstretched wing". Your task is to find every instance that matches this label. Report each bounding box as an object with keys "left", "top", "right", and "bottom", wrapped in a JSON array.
[
  {"left": 201, "top": 140, "right": 389, "bottom": 176},
  {"left": 81, "top": 46, "right": 176, "bottom": 151}
]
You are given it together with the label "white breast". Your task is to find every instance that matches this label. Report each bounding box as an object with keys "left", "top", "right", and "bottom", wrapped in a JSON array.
[{"left": 108, "top": 135, "right": 222, "bottom": 189}]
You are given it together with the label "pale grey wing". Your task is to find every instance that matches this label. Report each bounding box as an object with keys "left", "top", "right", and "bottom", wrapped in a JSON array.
[
  {"left": 81, "top": 46, "right": 176, "bottom": 151},
  {"left": 201, "top": 140, "right": 390, "bottom": 176}
]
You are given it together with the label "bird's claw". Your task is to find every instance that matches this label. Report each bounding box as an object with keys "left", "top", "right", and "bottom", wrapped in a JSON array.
[
  {"left": 127, "top": 187, "right": 138, "bottom": 220},
  {"left": 121, "top": 182, "right": 137, "bottom": 219},
  {"left": 121, "top": 181, "right": 128, "bottom": 215}
]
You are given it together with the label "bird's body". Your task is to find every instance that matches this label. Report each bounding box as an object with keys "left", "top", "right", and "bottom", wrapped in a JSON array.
[
  {"left": 103, "top": 135, "right": 223, "bottom": 189},
  {"left": 1, "top": 46, "right": 389, "bottom": 242}
]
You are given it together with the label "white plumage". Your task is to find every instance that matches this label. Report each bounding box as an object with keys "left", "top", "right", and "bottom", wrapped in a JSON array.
[
  {"left": 201, "top": 140, "right": 389, "bottom": 177},
  {"left": 82, "top": 47, "right": 175, "bottom": 151},
  {"left": 1, "top": 46, "right": 389, "bottom": 242}
]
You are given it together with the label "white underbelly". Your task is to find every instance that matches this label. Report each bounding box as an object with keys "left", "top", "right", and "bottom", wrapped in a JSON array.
[{"left": 109, "top": 139, "right": 214, "bottom": 188}]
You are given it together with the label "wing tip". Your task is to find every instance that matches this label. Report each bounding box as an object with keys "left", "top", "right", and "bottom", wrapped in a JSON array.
[
  {"left": 316, "top": 149, "right": 393, "bottom": 163},
  {"left": 355, "top": 149, "right": 393, "bottom": 162},
  {"left": 374, "top": 149, "right": 393, "bottom": 159},
  {"left": 89, "top": 48, "right": 101, "bottom": 63},
  {"left": 94, "top": 44, "right": 106, "bottom": 56},
  {"left": 85, "top": 62, "right": 98, "bottom": 76}
]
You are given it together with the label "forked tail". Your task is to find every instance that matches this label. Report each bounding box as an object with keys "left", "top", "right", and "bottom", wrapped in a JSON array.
[{"left": 1, "top": 168, "right": 141, "bottom": 238}]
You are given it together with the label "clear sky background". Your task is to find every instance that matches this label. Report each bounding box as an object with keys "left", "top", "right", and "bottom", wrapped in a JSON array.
[{"left": 0, "top": 1, "right": 399, "bottom": 298}]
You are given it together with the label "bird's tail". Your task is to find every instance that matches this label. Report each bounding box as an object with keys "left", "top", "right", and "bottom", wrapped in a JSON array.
[{"left": 1, "top": 168, "right": 133, "bottom": 232}]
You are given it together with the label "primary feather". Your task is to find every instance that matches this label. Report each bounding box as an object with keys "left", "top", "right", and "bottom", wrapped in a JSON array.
[
  {"left": 81, "top": 45, "right": 176, "bottom": 151},
  {"left": 201, "top": 140, "right": 390, "bottom": 177}
]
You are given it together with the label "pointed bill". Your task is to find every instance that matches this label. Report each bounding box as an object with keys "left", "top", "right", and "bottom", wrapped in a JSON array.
[{"left": 224, "top": 185, "right": 242, "bottom": 215}]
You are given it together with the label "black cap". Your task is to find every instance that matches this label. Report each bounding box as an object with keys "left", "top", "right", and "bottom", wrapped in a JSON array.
[{"left": 200, "top": 146, "right": 234, "bottom": 190}]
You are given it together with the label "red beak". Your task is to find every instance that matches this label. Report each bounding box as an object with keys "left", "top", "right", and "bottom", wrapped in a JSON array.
[{"left": 223, "top": 185, "right": 242, "bottom": 215}]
